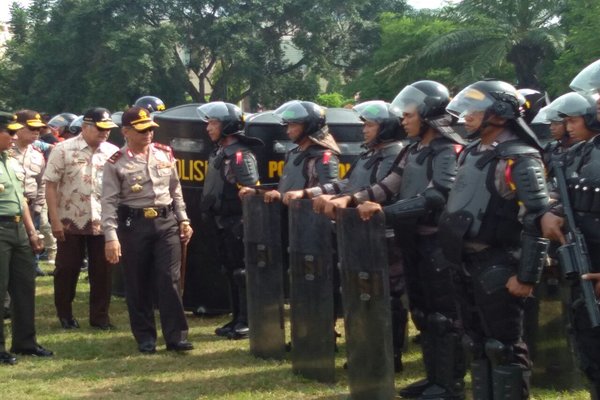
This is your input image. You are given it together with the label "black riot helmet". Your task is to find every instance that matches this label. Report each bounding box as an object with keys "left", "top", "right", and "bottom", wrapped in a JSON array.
[
  {"left": 517, "top": 89, "right": 550, "bottom": 124},
  {"left": 447, "top": 80, "right": 523, "bottom": 120},
  {"left": 67, "top": 115, "right": 84, "bottom": 136},
  {"left": 134, "top": 96, "right": 166, "bottom": 113},
  {"left": 48, "top": 113, "right": 78, "bottom": 133},
  {"left": 447, "top": 79, "right": 540, "bottom": 147},
  {"left": 391, "top": 80, "right": 450, "bottom": 120},
  {"left": 392, "top": 80, "right": 464, "bottom": 144},
  {"left": 274, "top": 100, "right": 326, "bottom": 138},
  {"left": 353, "top": 100, "right": 405, "bottom": 147},
  {"left": 545, "top": 92, "right": 599, "bottom": 131},
  {"left": 197, "top": 101, "right": 245, "bottom": 136}
]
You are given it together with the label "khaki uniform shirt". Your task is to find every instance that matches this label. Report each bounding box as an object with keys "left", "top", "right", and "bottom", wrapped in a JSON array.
[
  {"left": 11, "top": 144, "right": 45, "bottom": 213},
  {"left": 43, "top": 135, "right": 119, "bottom": 235},
  {"left": 101, "top": 143, "right": 188, "bottom": 242},
  {"left": 0, "top": 151, "right": 24, "bottom": 216}
]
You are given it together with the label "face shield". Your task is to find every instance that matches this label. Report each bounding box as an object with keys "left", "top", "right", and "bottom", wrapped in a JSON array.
[
  {"left": 531, "top": 105, "right": 562, "bottom": 124},
  {"left": 570, "top": 59, "right": 600, "bottom": 96},
  {"left": 196, "top": 102, "right": 231, "bottom": 122},
  {"left": 274, "top": 100, "right": 311, "bottom": 125},
  {"left": 353, "top": 101, "right": 395, "bottom": 123},
  {"left": 545, "top": 92, "right": 596, "bottom": 118},
  {"left": 446, "top": 87, "right": 496, "bottom": 119},
  {"left": 390, "top": 85, "right": 429, "bottom": 116}
]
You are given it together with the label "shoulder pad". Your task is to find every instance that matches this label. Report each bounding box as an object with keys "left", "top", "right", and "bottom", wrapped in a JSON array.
[
  {"left": 457, "top": 140, "right": 479, "bottom": 164},
  {"left": 107, "top": 151, "right": 123, "bottom": 164},
  {"left": 229, "top": 150, "right": 259, "bottom": 186},
  {"left": 496, "top": 140, "right": 540, "bottom": 158},
  {"left": 223, "top": 142, "right": 249, "bottom": 158},
  {"left": 305, "top": 145, "right": 329, "bottom": 158},
  {"left": 379, "top": 142, "right": 404, "bottom": 158},
  {"left": 509, "top": 156, "right": 549, "bottom": 211},
  {"left": 430, "top": 137, "right": 465, "bottom": 156}
]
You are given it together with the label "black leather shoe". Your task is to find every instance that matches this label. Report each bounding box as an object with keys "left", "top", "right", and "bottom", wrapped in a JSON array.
[
  {"left": 138, "top": 341, "right": 156, "bottom": 354},
  {"left": 399, "top": 379, "right": 431, "bottom": 398},
  {"left": 227, "top": 321, "right": 249, "bottom": 340},
  {"left": 90, "top": 322, "right": 116, "bottom": 331},
  {"left": 166, "top": 340, "right": 194, "bottom": 352},
  {"left": 215, "top": 321, "right": 235, "bottom": 337},
  {"left": 59, "top": 318, "right": 80, "bottom": 329},
  {"left": 12, "top": 345, "right": 53, "bottom": 357},
  {"left": 0, "top": 351, "right": 17, "bottom": 365}
]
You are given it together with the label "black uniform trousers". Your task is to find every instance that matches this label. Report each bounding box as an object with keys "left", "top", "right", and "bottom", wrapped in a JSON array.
[
  {"left": 54, "top": 234, "right": 112, "bottom": 325},
  {"left": 0, "top": 220, "right": 37, "bottom": 352},
  {"left": 118, "top": 211, "right": 188, "bottom": 345}
]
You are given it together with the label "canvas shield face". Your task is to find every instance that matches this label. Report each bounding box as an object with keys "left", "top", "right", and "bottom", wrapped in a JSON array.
[
  {"left": 336, "top": 208, "right": 395, "bottom": 400},
  {"left": 243, "top": 195, "right": 286, "bottom": 360},
  {"left": 288, "top": 199, "right": 335, "bottom": 383}
]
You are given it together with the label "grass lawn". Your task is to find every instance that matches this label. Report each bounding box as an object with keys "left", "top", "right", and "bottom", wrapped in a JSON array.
[{"left": 0, "top": 264, "right": 593, "bottom": 399}]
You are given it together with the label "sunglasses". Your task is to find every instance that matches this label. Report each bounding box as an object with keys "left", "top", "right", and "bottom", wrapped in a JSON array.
[
  {"left": 137, "top": 127, "right": 154, "bottom": 134},
  {"left": 28, "top": 126, "right": 42, "bottom": 132}
]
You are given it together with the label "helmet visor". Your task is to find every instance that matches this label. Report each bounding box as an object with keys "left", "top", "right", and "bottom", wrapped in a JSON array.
[
  {"left": 353, "top": 101, "right": 394, "bottom": 122},
  {"left": 390, "top": 85, "right": 428, "bottom": 115},
  {"left": 546, "top": 92, "right": 595, "bottom": 118},
  {"left": 274, "top": 100, "right": 310, "bottom": 124},
  {"left": 531, "top": 105, "right": 562, "bottom": 124},
  {"left": 197, "top": 102, "right": 230, "bottom": 122},
  {"left": 570, "top": 59, "right": 600, "bottom": 95},
  {"left": 446, "top": 86, "right": 495, "bottom": 119}
]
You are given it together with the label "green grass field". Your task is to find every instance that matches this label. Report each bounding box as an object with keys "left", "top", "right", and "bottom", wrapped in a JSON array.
[{"left": 0, "top": 265, "right": 592, "bottom": 399}]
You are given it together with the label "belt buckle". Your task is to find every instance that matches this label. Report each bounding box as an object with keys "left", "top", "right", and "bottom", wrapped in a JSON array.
[
  {"left": 143, "top": 208, "right": 159, "bottom": 219},
  {"left": 14, "top": 215, "right": 21, "bottom": 223}
]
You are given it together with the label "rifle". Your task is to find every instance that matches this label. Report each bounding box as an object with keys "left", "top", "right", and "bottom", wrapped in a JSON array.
[{"left": 554, "top": 161, "right": 600, "bottom": 328}]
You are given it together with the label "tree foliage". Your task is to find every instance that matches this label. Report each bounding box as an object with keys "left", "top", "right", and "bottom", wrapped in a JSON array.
[
  {"left": 542, "top": 0, "right": 600, "bottom": 97},
  {"left": 0, "top": 0, "right": 409, "bottom": 113},
  {"left": 381, "top": 0, "right": 566, "bottom": 90}
]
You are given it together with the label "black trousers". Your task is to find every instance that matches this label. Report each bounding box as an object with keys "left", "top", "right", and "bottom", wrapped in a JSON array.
[
  {"left": 118, "top": 213, "right": 188, "bottom": 345},
  {"left": 54, "top": 234, "right": 111, "bottom": 325}
]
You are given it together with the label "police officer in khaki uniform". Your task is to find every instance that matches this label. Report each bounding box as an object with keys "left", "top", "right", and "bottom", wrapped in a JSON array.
[
  {"left": 101, "top": 106, "right": 193, "bottom": 354},
  {"left": 0, "top": 111, "right": 53, "bottom": 364},
  {"left": 12, "top": 110, "right": 47, "bottom": 276}
]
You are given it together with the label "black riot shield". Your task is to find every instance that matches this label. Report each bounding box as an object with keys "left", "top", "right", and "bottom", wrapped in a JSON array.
[
  {"left": 337, "top": 208, "right": 395, "bottom": 400},
  {"left": 288, "top": 199, "right": 335, "bottom": 383},
  {"left": 243, "top": 195, "right": 286, "bottom": 360}
]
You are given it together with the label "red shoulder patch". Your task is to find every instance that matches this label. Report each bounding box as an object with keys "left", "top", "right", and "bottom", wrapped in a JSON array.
[
  {"left": 107, "top": 151, "right": 123, "bottom": 164},
  {"left": 322, "top": 150, "right": 331, "bottom": 165}
]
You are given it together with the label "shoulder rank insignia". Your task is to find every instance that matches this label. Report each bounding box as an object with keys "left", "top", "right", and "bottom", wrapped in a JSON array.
[
  {"left": 153, "top": 143, "right": 174, "bottom": 160},
  {"left": 107, "top": 151, "right": 123, "bottom": 164}
]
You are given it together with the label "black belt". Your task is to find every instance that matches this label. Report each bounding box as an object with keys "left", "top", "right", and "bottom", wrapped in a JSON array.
[
  {"left": 0, "top": 215, "right": 22, "bottom": 223},
  {"left": 118, "top": 205, "right": 173, "bottom": 220}
]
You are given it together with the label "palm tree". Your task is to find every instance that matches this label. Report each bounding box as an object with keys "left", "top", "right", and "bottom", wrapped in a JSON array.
[{"left": 382, "top": 0, "right": 565, "bottom": 89}]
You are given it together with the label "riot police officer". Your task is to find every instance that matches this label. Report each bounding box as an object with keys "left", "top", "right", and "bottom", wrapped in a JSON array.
[
  {"left": 240, "top": 100, "right": 340, "bottom": 202},
  {"left": 134, "top": 96, "right": 166, "bottom": 114},
  {"left": 46, "top": 113, "right": 78, "bottom": 143},
  {"left": 540, "top": 87, "right": 600, "bottom": 398},
  {"left": 440, "top": 80, "right": 550, "bottom": 399},
  {"left": 321, "top": 81, "right": 467, "bottom": 399},
  {"left": 197, "top": 101, "right": 262, "bottom": 339}
]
